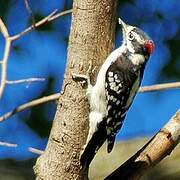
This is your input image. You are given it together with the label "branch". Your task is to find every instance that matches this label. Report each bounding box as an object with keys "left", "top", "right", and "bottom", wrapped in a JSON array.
[
  {"left": 10, "top": 9, "right": 72, "bottom": 41},
  {"left": 139, "top": 82, "right": 180, "bottom": 93},
  {"left": 0, "top": 93, "right": 60, "bottom": 122},
  {"left": 0, "top": 81, "right": 179, "bottom": 122},
  {"left": 0, "top": 18, "right": 11, "bottom": 98},
  {"left": 0, "top": 9, "right": 72, "bottom": 99},
  {"left": 48, "top": 9, "right": 72, "bottom": 21},
  {"left": 105, "top": 110, "right": 180, "bottom": 180},
  {"left": 24, "top": 0, "right": 35, "bottom": 26},
  {"left": 0, "top": 140, "right": 44, "bottom": 155},
  {"left": 0, "top": 141, "right": 17, "bottom": 147},
  {"left": 6, "top": 78, "right": 45, "bottom": 84},
  {"left": 28, "top": 147, "right": 44, "bottom": 155}
]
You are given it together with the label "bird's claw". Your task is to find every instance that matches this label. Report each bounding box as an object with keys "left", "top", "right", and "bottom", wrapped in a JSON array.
[
  {"left": 72, "top": 61, "right": 93, "bottom": 87},
  {"left": 72, "top": 73, "right": 90, "bottom": 87}
]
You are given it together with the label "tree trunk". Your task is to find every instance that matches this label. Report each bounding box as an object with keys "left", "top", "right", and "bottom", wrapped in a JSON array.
[{"left": 34, "top": 0, "right": 118, "bottom": 179}]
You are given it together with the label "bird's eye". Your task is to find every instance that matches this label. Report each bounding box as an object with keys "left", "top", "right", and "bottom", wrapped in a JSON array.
[{"left": 128, "top": 32, "right": 134, "bottom": 40}]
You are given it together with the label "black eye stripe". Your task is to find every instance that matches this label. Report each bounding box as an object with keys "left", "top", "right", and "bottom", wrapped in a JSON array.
[{"left": 132, "top": 27, "right": 150, "bottom": 40}]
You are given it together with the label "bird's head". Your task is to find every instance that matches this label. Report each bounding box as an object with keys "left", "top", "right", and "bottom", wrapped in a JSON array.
[{"left": 119, "top": 18, "right": 155, "bottom": 59}]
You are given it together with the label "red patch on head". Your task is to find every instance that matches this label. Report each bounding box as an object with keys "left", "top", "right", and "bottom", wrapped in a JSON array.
[{"left": 144, "top": 40, "right": 155, "bottom": 55}]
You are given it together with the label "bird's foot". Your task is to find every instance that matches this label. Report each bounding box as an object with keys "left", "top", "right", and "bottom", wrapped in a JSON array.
[
  {"left": 72, "top": 73, "right": 90, "bottom": 88},
  {"left": 72, "top": 61, "right": 93, "bottom": 88}
]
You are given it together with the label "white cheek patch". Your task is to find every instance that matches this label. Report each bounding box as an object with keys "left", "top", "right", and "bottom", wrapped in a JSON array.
[
  {"left": 130, "top": 54, "right": 145, "bottom": 65},
  {"left": 135, "top": 34, "right": 142, "bottom": 42},
  {"left": 126, "top": 41, "right": 135, "bottom": 53}
]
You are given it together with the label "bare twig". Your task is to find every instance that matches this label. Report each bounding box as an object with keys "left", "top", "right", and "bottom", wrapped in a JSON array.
[
  {"left": 0, "top": 81, "right": 179, "bottom": 122},
  {"left": 10, "top": 9, "right": 72, "bottom": 41},
  {"left": 24, "top": 0, "right": 35, "bottom": 26},
  {"left": 0, "top": 18, "right": 9, "bottom": 37},
  {"left": 6, "top": 78, "right": 45, "bottom": 84},
  {"left": 28, "top": 147, "right": 44, "bottom": 155},
  {"left": 0, "top": 140, "right": 44, "bottom": 155},
  {"left": 139, "top": 82, "right": 180, "bottom": 93},
  {"left": 0, "top": 18, "right": 11, "bottom": 98},
  {"left": 0, "top": 141, "right": 17, "bottom": 147},
  {"left": 48, "top": 9, "right": 72, "bottom": 21},
  {"left": 0, "top": 9, "right": 72, "bottom": 99},
  {"left": 105, "top": 110, "right": 180, "bottom": 180},
  {"left": 0, "top": 93, "right": 60, "bottom": 122}
]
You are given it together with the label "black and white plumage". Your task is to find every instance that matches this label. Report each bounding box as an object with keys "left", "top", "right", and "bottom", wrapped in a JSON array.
[{"left": 80, "top": 18, "right": 154, "bottom": 168}]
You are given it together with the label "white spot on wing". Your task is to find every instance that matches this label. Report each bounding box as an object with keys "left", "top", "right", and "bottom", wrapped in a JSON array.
[
  {"left": 115, "top": 79, "right": 121, "bottom": 83},
  {"left": 107, "top": 117, "right": 112, "bottom": 123},
  {"left": 113, "top": 86, "right": 119, "bottom": 92},
  {"left": 117, "top": 89, "right": 122, "bottom": 94},
  {"left": 116, "top": 100, "right": 120, "bottom": 105},
  {"left": 110, "top": 82, "right": 116, "bottom": 90},
  {"left": 113, "top": 97, "right": 117, "bottom": 102},
  {"left": 110, "top": 95, "right": 114, "bottom": 100},
  {"left": 116, "top": 121, "right": 122, "bottom": 127},
  {"left": 114, "top": 74, "right": 118, "bottom": 80},
  {"left": 108, "top": 105, "right": 112, "bottom": 111},
  {"left": 118, "top": 83, "right": 122, "bottom": 88},
  {"left": 108, "top": 72, "right": 113, "bottom": 77},
  {"left": 108, "top": 77, "right": 114, "bottom": 82}
]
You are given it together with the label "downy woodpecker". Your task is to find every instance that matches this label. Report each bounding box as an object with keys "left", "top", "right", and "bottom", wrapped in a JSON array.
[{"left": 76, "top": 18, "right": 154, "bottom": 168}]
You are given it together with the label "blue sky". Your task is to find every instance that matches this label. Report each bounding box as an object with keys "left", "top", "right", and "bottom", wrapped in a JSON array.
[{"left": 0, "top": 0, "right": 179, "bottom": 160}]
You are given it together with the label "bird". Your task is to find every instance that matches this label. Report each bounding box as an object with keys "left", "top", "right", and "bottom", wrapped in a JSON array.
[{"left": 73, "top": 18, "right": 155, "bottom": 169}]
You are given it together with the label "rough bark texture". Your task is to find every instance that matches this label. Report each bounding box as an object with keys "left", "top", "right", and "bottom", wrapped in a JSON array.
[{"left": 34, "top": 0, "right": 117, "bottom": 179}]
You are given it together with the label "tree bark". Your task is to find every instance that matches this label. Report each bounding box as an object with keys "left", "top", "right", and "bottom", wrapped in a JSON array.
[{"left": 34, "top": 0, "right": 118, "bottom": 179}]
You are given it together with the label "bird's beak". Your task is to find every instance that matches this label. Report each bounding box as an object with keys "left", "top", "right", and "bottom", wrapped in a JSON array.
[
  {"left": 118, "top": 18, "right": 128, "bottom": 43},
  {"left": 118, "top": 18, "right": 128, "bottom": 31}
]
